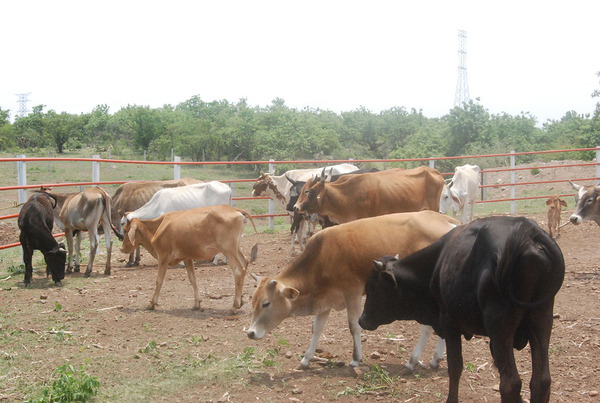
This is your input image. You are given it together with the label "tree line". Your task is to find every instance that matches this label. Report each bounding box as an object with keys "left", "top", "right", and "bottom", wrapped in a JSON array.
[{"left": 1, "top": 78, "right": 599, "bottom": 172}]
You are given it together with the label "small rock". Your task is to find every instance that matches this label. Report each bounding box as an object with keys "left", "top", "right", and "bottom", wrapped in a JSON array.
[
  {"left": 492, "top": 384, "right": 500, "bottom": 392},
  {"left": 370, "top": 351, "right": 381, "bottom": 359},
  {"left": 285, "top": 351, "right": 293, "bottom": 359},
  {"left": 590, "top": 391, "right": 599, "bottom": 397},
  {"left": 291, "top": 388, "right": 302, "bottom": 395},
  {"left": 289, "top": 398, "right": 301, "bottom": 403},
  {"left": 40, "top": 295, "right": 48, "bottom": 300}
]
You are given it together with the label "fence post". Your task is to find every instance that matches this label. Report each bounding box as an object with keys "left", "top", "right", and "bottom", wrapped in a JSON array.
[
  {"left": 268, "top": 159, "right": 275, "bottom": 230},
  {"left": 596, "top": 146, "right": 600, "bottom": 184},
  {"left": 174, "top": 156, "right": 181, "bottom": 180},
  {"left": 17, "top": 154, "right": 27, "bottom": 264},
  {"left": 510, "top": 150, "right": 516, "bottom": 215},
  {"left": 481, "top": 171, "right": 487, "bottom": 201},
  {"left": 230, "top": 182, "right": 236, "bottom": 206},
  {"left": 429, "top": 159, "right": 435, "bottom": 169},
  {"left": 92, "top": 155, "right": 100, "bottom": 187}
]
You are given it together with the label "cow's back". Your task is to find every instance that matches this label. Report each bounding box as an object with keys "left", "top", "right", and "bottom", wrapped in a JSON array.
[
  {"left": 113, "top": 178, "right": 200, "bottom": 216},
  {"left": 283, "top": 210, "right": 459, "bottom": 293}
]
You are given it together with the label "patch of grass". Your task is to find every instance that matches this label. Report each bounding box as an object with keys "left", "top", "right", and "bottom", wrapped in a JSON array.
[
  {"left": 336, "top": 364, "right": 397, "bottom": 397},
  {"left": 26, "top": 362, "right": 100, "bottom": 403}
]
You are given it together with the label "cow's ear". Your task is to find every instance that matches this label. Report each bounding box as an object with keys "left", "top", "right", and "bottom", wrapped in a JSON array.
[
  {"left": 383, "top": 268, "right": 398, "bottom": 288},
  {"left": 560, "top": 199, "right": 567, "bottom": 208},
  {"left": 281, "top": 286, "right": 299, "bottom": 301},
  {"left": 127, "top": 221, "right": 138, "bottom": 245}
]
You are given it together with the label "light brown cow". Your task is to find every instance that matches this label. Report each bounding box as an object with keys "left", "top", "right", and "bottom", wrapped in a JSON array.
[
  {"left": 47, "top": 187, "right": 117, "bottom": 277},
  {"left": 121, "top": 205, "right": 258, "bottom": 311},
  {"left": 247, "top": 210, "right": 460, "bottom": 368},
  {"left": 111, "top": 178, "right": 200, "bottom": 266},
  {"left": 546, "top": 195, "right": 567, "bottom": 239},
  {"left": 293, "top": 166, "right": 444, "bottom": 224}
]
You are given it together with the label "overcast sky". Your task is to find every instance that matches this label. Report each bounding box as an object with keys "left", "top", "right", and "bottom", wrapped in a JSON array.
[{"left": 1, "top": 1, "right": 599, "bottom": 124}]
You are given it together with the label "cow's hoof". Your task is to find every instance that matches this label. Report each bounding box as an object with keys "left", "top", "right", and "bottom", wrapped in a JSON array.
[
  {"left": 295, "top": 363, "right": 310, "bottom": 371},
  {"left": 74, "top": 266, "right": 80, "bottom": 273},
  {"left": 104, "top": 270, "right": 111, "bottom": 276},
  {"left": 146, "top": 304, "right": 157, "bottom": 310},
  {"left": 84, "top": 272, "right": 91, "bottom": 278},
  {"left": 66, "top": 267, "right": 73, "bottom": 274},
  {"left": 191, "top": 305, "right": 204, "bottom": 312},
  {"left": 124, "top": 262, "right": 134, "bottom": 268},
  {"left": 54, "top": 281, "right": 63, "bottom": 287}
]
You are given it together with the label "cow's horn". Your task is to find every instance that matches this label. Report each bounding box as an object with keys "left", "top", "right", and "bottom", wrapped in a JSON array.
[
  {"left": 320, "top": 167, "right": 327, "bottom": 183},
  {"left": 250, "top": 273, "right": 260, "bottom": 282},
  {"left": 285, "top": 173, "right": 298, "bottom": 185}
]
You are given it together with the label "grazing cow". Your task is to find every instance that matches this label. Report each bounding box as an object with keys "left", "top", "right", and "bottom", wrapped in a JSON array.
[
  {"left": 568, "top": 180, "right": 600, "bottom": 225},
  {"left": 18, "top": 191, "right": 66, "bottom": 286},
  {"left": 439, "top": 164, "right": 480, "bottom": 223},
  {"left": 247, "top": 210, "right": 460, "bottom": 368},
  {"left": 252, "top": 163, "right": 358, "bottom": 255},
  {"left": 294, "top": 166, "right": 444, "bottom": 225},
  {"left": 359, "top": 216, "right": 565, "bottom": 403},
  {"left": 47, "top": 187, "right": 119, "bottom": 277},
  {"left": 124, "top": 181, "right": 232, "bottom": 223},
  {"left": 121, "top": 205, "right": 258, "bottom": 311},
  {"left": 111, "top": 178, "right": 200, "bottom": 266},
  {"left": 546, "top": 195, "right": 567, "bottom": 239}
]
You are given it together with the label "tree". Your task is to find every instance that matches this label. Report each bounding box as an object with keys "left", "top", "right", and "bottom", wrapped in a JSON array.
[
  {"left": 444, "top": 100, "right": 490, "bottom": 156},
  {"left": 44, "top": 110, "right": 83, "bottom": 153}
]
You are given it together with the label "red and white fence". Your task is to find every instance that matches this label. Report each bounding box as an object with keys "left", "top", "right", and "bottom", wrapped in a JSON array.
[{"left": 1, "top": 147, "right": 600, "bottom": 251}]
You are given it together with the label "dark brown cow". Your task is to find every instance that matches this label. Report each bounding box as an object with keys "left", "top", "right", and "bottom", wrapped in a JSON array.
[
  {"left": 293, "top": 166, "right": 444, "bottom": 224},
  {"left": 18, "top": 191, "right": 66, "bottom": 286},
  {"left": 359, "top": 216, "right": 565, "bottom": 402}
]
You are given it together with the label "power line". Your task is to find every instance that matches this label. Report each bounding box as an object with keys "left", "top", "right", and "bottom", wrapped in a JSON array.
[{"left": 15, "top": 92, "right": 32, "bottom": 118}]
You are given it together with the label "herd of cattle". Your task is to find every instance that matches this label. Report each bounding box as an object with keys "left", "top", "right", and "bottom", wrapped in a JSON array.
[{"left": 15, "top": 162, "right": 600, "bottom": 402}]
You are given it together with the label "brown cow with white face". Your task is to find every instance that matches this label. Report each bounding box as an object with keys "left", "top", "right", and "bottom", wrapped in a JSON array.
[
  {"left": 293, "top": 166, "right": 444, "bottom": 225},
  {"left": 247, "top": 210, "right": 460, "bottom": 368},
  {"left": 121, "top": 205, "right": 258, "bottom": 311},
  {"left": 569, "top": 180, "right": 600, "bottom": 226}
]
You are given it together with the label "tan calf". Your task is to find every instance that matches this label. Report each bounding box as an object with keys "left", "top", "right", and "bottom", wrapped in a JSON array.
[
  {"left": 546, "top": 195, "right": 567, "bottom": 239},
  {"left": 247, "top": 210, "right": 460, "bottom": 368},
  {"left": 121, "top": 205, "right": 258, "bottom": 311}
]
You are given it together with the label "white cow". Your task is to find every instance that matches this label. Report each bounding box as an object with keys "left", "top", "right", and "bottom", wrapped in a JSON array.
[
  {"left": 125, "top": 181, "right": 232, "bottom": 222},
  {"left": 252, "top": 163, "right": 359, "bottom": 254},
  {"left": 439, "top": 164, "right": 480, "bottom": 223}
]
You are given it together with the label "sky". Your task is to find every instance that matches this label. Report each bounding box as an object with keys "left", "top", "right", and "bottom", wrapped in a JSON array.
[{"left": 1, "top": 0, "right": 599, "bottom": 124}]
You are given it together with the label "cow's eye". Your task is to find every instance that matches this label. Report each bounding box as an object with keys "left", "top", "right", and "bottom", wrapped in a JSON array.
[{"left": 262, "top": 301, "right": 270, "bottom": 308}]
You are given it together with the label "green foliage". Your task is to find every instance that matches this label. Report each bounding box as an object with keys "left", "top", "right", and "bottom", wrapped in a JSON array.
[{"left": 28, "top": 362, "right": 100, "bottom": 403}]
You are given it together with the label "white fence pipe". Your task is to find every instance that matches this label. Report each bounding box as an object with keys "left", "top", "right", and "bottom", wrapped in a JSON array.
[
  {"left": 92, "top": 155, "right": 100, "bottom": 187},
  {"left": 268, "top": 159, "right": 275, "bottom": 230},
  {"left": 174, "top": 156, "right": 181, "bottom": 180},
  {"left": 510, "top": 150, "right": 516, "bottom": 215}
]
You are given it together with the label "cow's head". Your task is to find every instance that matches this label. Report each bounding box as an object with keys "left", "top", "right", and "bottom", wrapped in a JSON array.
[
  {"left": 546, "top": 195, "right": 567, "bottom": 211},
  {"left": 120, "top": 219, "right": 139, "bottom": 254},
  {"left": 44, "top": 243, "right": 66, "bottom": 285},
  {"left": 293, "top": 174, "right": 326, "bottom": 214},
  {"left": 568, "top": 180, "right": 600, "bottom": 225},
  {"left": 358, "top": 256, "right": 402, "bottom": 331},
  {"left": 252, "top": 172, "right": 271, "bottom": 197},
  {"left": 247, "top": 277, "right": 299, "bottom": 340},
  {"left": 439, "top": 180, "right": 460, "bottom": 214}
]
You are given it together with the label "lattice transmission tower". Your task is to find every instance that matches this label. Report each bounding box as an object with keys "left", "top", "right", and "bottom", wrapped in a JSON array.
[
  {"left": 15, "top": 92, "right": 32, "bottom": 118},
  {"left": 454, "top": 30, "right": 470, "bottom": 107}
]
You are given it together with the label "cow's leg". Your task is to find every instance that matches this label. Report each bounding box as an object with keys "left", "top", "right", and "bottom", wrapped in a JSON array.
[
  {"left": 406, "top": 325, "right": 433, "bottom": 371},
  {"left": 345, "top": 294, "right": 364, "bottom": 367},
  {"left": 149, "top": 261, "right": 168, "bottom": 310},
  {"left": 445, "top": 334, "right": 463, "bottom": 403},
  {"left": 74, "top": 231, "right": 82, "bottom": 272},
  {"left": 65, "top": 231, "right": 75, "bottom": 273},
  {"left": 183, "top": 258, "right": 202, "bottom": 311},
  {"left": 85, "top": 231, "right": 97, "bottom": 277},
  {"left": 125, "top": 251, "right": 135, "bottom": 267},
  {"left": 430, "top": 336, "right": 446, "bottom": 369},
  {"left": 300, "top": 309, "right": 331, "bottom": 368},
  {"left": 527, "top": 308, "right": 553, "bottom": 403},
  {"left": 489, "top": 333, "right": 523, "bottom": 402},
  {"left": 468, "top": 200, "right": 476, "bottom": 222},
  {"left": 21, "top": 238, "right": 33, "bottom": 286},
  {"left": 102, "top": 221, "right": 112, "bottom": 275},
  {"left": 228, "top": 253, "right": 247, "bottom": 311},
  {"left": 298, "top": 218, "right": 307, "bottom": 251}
]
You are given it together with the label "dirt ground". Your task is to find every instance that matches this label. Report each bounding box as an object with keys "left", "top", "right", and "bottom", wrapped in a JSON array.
[{"left": 1, "top": 161, "right": 599, "bottom": 402}]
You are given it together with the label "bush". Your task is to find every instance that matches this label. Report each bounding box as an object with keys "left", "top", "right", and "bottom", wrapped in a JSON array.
[{"left": 28, "top": 362, "right": 100, "bottom": 403}]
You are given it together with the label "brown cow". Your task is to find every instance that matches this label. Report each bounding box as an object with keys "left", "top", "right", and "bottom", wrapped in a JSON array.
[
  {"left": 46, "top": 187, "right": 117, "bottom": 277},
  {"left": 121, "top": 205, "right": 258, "bottom": 311},
  {"left": 546, "top": 195, "right": 567, "bottom": 239},
  {"left": 247, "top": 210, "right": 460, "bottom": 368},
  {"left": 111, "top": 178, "right": 200, "bottom": 266},
  {"left": 293, "top": 166, "right": 444, "bottom": 224}
]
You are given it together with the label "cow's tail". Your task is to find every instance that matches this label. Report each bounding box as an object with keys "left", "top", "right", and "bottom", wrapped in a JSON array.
[
  {"left": 234, "top": 207, "right": 259, "bottom": 234},
  {"left": 494, "top": 220, "right": 565, "bottom": 309},
  {"left": 99, "top": 188, "right": 124, "bottom": 241}
]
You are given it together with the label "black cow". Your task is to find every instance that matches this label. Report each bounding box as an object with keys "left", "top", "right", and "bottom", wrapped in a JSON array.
[
  {"left": 359, "top": 216, "right": 565, "bottom": 403},
  {"left": 17, "top": 191, "right": 66, "bottom": 286}
]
